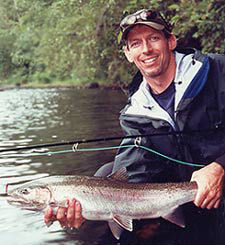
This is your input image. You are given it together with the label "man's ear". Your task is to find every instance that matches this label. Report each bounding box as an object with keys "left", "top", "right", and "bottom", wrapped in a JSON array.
[
  {"left": 124, "top": 45, "right": 134, "bottom": 63},
  {"left": 168, "top": 33, "right": 177, "bottom": 51}
]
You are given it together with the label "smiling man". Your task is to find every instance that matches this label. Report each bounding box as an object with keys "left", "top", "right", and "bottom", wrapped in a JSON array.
[
  {"left": 112, "top": 8, "right": 225, "bottom": 244},
  {"left": 124, "top": 25, "right": 176, "bottom": 93},
  {"left": 45, "top": 8, "right": 225, "bottom": 245}
]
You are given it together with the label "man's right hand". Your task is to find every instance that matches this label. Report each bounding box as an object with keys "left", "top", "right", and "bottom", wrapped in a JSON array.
[{"left": 44, "top": 198, "right": 85, "bottom": 229}]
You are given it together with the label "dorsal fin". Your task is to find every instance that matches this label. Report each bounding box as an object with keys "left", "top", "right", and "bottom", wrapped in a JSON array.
[{"left": 108, "top": 167, "right": 128, "bottom": 182}]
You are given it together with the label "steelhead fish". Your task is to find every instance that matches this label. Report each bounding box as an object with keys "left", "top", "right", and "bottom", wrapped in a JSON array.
[{"left": 7, "top": 168, "right": 197, "bottom": 239}]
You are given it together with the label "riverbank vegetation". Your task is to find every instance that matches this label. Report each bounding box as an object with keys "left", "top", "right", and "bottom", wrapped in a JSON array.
[{"left": 0, "top": 0, "right": 224, "bottom": 87}]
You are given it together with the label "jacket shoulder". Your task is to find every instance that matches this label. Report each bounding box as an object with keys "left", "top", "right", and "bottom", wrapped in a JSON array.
[
  {"left": 127, "top": 71, "right": 143, "bottom": 97},
  {"left": 207, "top": 53, "right": 225, "bottom": 68},
  {"left": 207, "top": 53, "right": 225, "bottom": 85},
  {"left": 206, "top": 53, "right": 225, "bottom": 96}
]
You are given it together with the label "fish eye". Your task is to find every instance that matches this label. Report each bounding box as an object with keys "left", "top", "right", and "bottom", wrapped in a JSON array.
[{"left": 20, "top": 188, "right": 30, "bottom": 195}]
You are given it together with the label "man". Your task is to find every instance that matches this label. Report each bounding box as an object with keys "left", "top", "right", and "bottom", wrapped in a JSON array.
[{"left": 45, "top": 9, "right": 225, "bottom": 244}]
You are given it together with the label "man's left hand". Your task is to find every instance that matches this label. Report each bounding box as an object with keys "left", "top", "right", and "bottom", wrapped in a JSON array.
[{"left": 191, "top": 162, "right": 224, "bottom": 209}]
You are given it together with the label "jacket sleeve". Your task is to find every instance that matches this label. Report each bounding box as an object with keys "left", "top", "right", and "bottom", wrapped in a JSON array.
[
  {"left": 112, "top": 136, "right": 181, "bottom": 183},
  {"left": 215, "top": 153, "right": 225, "bottom": 168}
]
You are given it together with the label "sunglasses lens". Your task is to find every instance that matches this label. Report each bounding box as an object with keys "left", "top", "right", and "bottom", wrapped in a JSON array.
[
  {"left": 127, "top": 15, "right": 137, "bottom": 25},
  {"left": 140, "top": 10, "right": 149, "bottom": 20},
  {"left": 121, "top": 15, "right": 136, "bottom": 29}
]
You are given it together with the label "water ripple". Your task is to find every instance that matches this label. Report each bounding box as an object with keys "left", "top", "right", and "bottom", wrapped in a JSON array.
[{"left": 0, "top": 88, "right": 125, "bottom": 245}]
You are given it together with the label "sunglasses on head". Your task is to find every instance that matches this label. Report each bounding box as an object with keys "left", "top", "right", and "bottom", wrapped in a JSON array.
[{"left": 120, "top": 9, "right": 170, "bottom": 32}]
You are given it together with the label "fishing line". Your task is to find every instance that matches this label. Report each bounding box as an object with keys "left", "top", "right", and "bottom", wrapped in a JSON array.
[
  {"left": 0, "top": 144, "right": 204, "bottom": 168},
  {"left": 0, "top": 127, "right": 225, "bottom": 153}
]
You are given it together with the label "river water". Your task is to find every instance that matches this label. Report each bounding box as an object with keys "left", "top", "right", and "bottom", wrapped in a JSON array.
[{"left": 0, "top": 88, "right": 126, "bottom": 245}]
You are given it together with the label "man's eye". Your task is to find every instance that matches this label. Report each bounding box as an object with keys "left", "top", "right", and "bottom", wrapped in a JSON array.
[
  {"left": 151, "top": 36, "right": 160, "bottom": 41},
  {"left": 130, "top": 41, "right": 141, "bottom": 48}
]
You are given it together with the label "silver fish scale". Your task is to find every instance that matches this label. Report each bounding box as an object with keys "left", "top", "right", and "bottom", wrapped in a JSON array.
[
  {"left": 39, "top": 176, "right": 197, "bottom": 220},
  {"left": 7, "top": 174, "right": 198, "bottom": 240},
  {"left": 8, "top": 175, "right": 197, "bottom": 221}
]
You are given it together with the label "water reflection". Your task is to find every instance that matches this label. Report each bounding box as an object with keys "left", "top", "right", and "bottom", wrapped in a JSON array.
[{"left": 0, "top": 88, "right": 126, "bottom": 244}]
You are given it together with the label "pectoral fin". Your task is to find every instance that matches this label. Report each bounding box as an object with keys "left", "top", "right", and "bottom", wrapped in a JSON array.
[
  {"left": 112, "top": 214, "right": 133, "bottom": 231},
  {"left": 108, "top": 215, "right": 133, "bottom": 240},
  {"left": 45, "top": 221, "right": 53, "bottom": 227},
  {"left": 162, "top": 206, "right": 185, "bottom": 228},
  {"left": 108, "top": 221, "right": 124, "bottom": 240}
]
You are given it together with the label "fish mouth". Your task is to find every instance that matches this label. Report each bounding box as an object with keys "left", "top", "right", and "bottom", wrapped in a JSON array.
[
  {"left": 7, "top": 198, "right": 31, "bottom": 207},
  {"left": 7, "top": 198, "right": 45, "bottom": 211}
]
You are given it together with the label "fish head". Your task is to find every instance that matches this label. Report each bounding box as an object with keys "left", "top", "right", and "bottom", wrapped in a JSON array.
[{"left": 7, "top": 183, "right": 51, "bottom": 211}]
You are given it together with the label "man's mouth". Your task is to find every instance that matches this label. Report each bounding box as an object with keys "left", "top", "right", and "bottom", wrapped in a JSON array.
[{"left": 142, "top": 56, "right": 158, "bottom": 64}]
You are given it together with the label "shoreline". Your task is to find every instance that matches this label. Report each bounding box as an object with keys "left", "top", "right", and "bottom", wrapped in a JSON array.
[{"left": 0, "top": 82, "right": 128, "bottom": 91}]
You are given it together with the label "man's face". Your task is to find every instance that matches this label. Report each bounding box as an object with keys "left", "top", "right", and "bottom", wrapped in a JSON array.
[{"left": 124, "top": 25, "right": 176, "bottom": 79}]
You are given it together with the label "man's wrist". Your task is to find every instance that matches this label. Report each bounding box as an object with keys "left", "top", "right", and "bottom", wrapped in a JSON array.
[{"left": 210, "top": 161, "right": 225, "bottom": 174}]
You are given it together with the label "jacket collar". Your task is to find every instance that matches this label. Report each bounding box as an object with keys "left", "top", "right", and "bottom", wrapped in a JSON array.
[
  {"left": 128, "top": 48, "right": 207, "bottom": 96},
  {"left": 124, "top": 49, "right": 209, "bottom": 128}
]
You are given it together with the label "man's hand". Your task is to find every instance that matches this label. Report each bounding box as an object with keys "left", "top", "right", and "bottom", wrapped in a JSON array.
[
  {"left": 191, "top": 162, "right": 225, "bottom": 209},
  {"left": 44, "top": 198, "right": 85, "bottom": 229}
]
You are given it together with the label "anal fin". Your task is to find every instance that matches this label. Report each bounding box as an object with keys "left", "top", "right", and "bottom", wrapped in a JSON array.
[{"left": 163, "top": 206, "right": 185, "bottom": 228}]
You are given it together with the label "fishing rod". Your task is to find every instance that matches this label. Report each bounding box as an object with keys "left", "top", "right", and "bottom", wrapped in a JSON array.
[{"left": 0, "top": 127, "right": 224, "bottom": 153}]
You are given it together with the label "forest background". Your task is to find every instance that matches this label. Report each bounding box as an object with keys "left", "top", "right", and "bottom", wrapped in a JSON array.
[{"left": 0, "top": 0, "right": 224, "bottom": 87}]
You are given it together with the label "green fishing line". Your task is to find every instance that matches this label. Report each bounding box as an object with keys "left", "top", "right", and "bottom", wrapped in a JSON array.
[{"left": 0, "top": 144, "right": 204, "bottom": 168}]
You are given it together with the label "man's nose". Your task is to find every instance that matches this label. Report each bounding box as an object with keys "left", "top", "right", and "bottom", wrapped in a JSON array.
[{"left": 142, "top": 40, "right": 153, "bottom": 53}]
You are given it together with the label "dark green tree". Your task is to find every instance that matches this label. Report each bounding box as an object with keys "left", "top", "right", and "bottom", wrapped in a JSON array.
[{"left": 0, "top": 0, "right": 224, "bottom": 86}]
